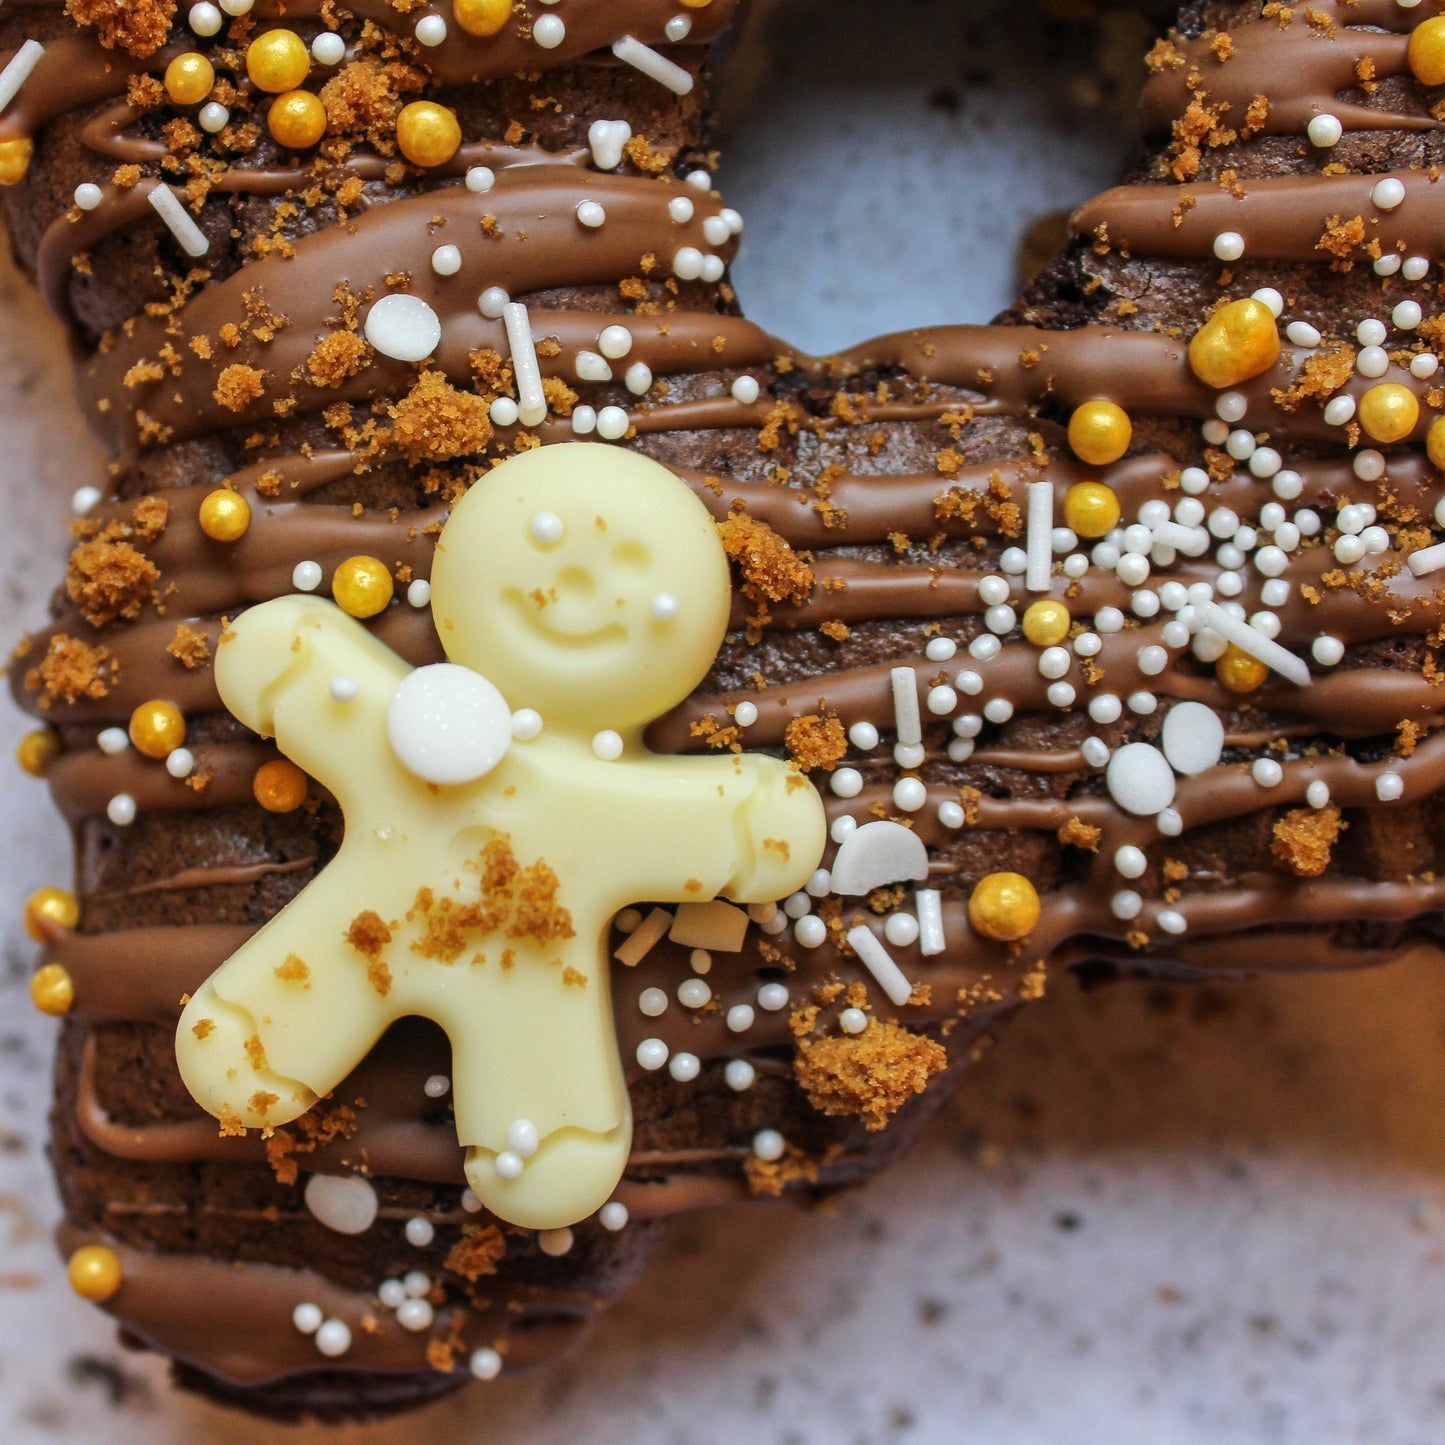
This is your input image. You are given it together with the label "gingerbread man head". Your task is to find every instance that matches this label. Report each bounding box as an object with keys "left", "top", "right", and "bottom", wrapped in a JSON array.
[{"left": 431, "top": 443, "right": 732, "bottom": 735}]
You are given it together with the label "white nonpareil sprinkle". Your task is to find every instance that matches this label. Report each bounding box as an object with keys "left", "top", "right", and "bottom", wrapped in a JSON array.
[
  {"left": 1195, "top": 601, "right": 1310, "bottom": 687},
  {"left": 1105, "top": 742, "right": 1176, "bottom": 817},
  {"left": 314, "top": 1319, "right": 352, "bottom": 1357},
  {"left": 538, "top": 1227, "right": 574, "bottom": 1257},
  {"left": 891, "top": 665, "right": 922, "bottom": 745},
  {"left": 1212, "top": 230, "right": 1244, "bottom": 262},
  {"left": 575, "top": 350, "right": 612, "bottom": 383},
  {"left": 665, "top": 14, "right": 692, "bottom": 40},
  {"left": 1025, "top": 481, "right": 1053, "bottom": 592},
  {"left": 365, "top": 292, "right": 441, "bottom": 363},
  {"left": 0, "top": 40, "right": 44, "bottom": 116},
  {"left": 494, "top": 1150, "right": 523, "bottom": 1179},
  {"left": 414, "top": 13, "right": 447, "bottom": 44},
  {"left": 471, "top": 1348, "right": 503, "bottom": 1380},
  {"left": 403, "top": 1271, "right": 431, "bottom": 1297},
  {"left": 752, "top": 1128, "right": 786, "bottom": 1161},
  {"left": 165, "top": 747, "right": 195, "bottom": 779},
  {"left": 830, "top": 767, "right": 863, "bottom": 798},
  {"left": 1407, "top": 541, "right": 1445, "bottom": 577},
  {"left": 735, "top": 700, "right": 758, "bottom": 727},
  {"left": 884, "top": 912, "right": 918, "bottom": 947},
  {"left": 625, "top": 360, "right": 652, "bottom": 394},
  {"left": 502, "top": 302, "right": 546, "bottom": 426},
  {"left": 635, "top": 1038, "right": 669, "bottom": 1070},
  {"left": 292, "top": 1302, "right": 324, "bottom": 1335},
  {"left": 893, "top": 777, "right": 927, "bottom": 812},
  {"left": 466, "top": 166, "right": 496, "bottom": 194},
  {"left": 304, "top": 1173, "right": 379, "bottom": 1235},
  {"left": 72, "top": 485, "right": 103, "bottom": 514},
  {"left": 612, "top": 35, "right": 694, "bottom": 95},
  {"left": 732, "top": 375, "right": 760, "bottom": 404},
  {"left": 533, "top": 13, "right": 566, "bottom": 47},
  {"left": 423, "top": 1073, "right": 449, "bottom": 1098},
  {"left": 587, "top": 119, "right": 632, "bottom": 170},
  {"left": 725, "top": 1059, "right": 755, "bottom": 1091},
  {"left": 576, "top": 199, "right": 606, "bottom": 228},
  {"left": 73, "top": 182, "right": 102, "bottom": 211},
  {"left": 1306, "top": 779, "right": 1331, "bottom": 810},
  {"left": 97, "top": 727, "right": 129, "bottom": 755},
  {"left": 1114, "top": 845, "right": 1146, "bottom": 879},
  {"left": 600, "top": 1201, "right": 630, "bottom": 1231},
  {"left": 330, "top": 676, "right": 358, "bottom": 702},
  {"left": 1372, "top": 176, "right": 1406, "bottom": 211},
  {"left": 638, "top": 987, "right": 668, "bottom": 1018},
  {"left": 1160, "top": 700, "right": 1224, "bottom": 776},
  {"left": 292, "top": 559, "right": 323, "bottom": 591},
  {"left": 915, "top": 888, "right": 946, "bottom": 956},
  {"left": 794, "top": 915, "right": 826, "bottom": 948},
  {"left": 758, "top": 982, "right": 790, "bottom": 1012},
  {"left": 199, "top": 102, "right": 229, "bottom": 132},
  {"left": 612, "top": 906, "right": 671, "bottom": 966},
  {"left": 596, "top": 405, "right": 630, "bottom": 440},
  {"left": 1376, "top": 771, "right": 1405, "bottom": 802},
  {"left": 190, "top": 2, "right": 223, "bottom": 36},
  {"left": 397, "top": 1298, "right": 434, "bottom": 1332},
  {"left": 311, "top": 31, "right": 345, "bottom": 64},
  {"left": 407, "top": 578, "right": 432, "bottom": 609},
  {"left": 677, "top": 977, "right": 711, "bottom": 1009},
  {"left": 1286, "top": 321, "right": 1321, "bottom": 349},
  {"left": 1111, "top": 890, "right": 1142, "bottom": 921},
  {"left": 147, "top": 184, "right": 210, "bottom": 258},
  {"left": 1307, "top": 113, "right": 1342, "bottom": 147},
  {"left": 107, "top": 794, "right": 137, "bottom": 826},
  {"left": 845, "top": 926, "right": 914, "bottom": 1007},
  {"left": 405, "top": 1216, "right": 435, "bottom": 1247}
]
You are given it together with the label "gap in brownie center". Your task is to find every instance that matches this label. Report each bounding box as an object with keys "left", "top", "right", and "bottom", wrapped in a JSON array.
[{"left": 716, "top": 0, "right": 1152, "bottom": 354}]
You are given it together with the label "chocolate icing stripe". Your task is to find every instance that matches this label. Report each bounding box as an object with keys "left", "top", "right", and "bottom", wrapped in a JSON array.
[
  {"left": 1074, "top": 169, "right": 1445, "bottom": 265},
  {"left": 53, "top": 1223, "right": 596, "bottom": 1386}
]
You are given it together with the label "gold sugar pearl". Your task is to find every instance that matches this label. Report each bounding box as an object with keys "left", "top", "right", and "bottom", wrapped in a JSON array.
[
  {"left": 453, "top": 0, "right": 512, "bottom": 37},
  {"left": 396, "top": 100, "right": 462, "bottom": 168},
  {"left": 68, "top": 1244, "right": 123, "bottom": 1302},
  {"left": 24, "top": 886, "right": 78, "bottom": 942},
  {"left": 1409, "top": 15, "right": 1445, "bottom": 86},
  {"left": 254, "top": 758, "right": 309, "bottom": 813},
  {"left": 1216, "top": 644, "right": 1268, "bottom": 694},
  {"left": 332, "top": 554, "right": 395, "bottom": 617},
  {"left": 164, "top": 52, "right": 216, "bottom": 106},
  {"left": 968, "top": 871, "right": 1041, "bottom": 942},
  {"left": 199, "top": 487, "right": 252, "bottom": 541},
  {"left": 30, "top": 963, "right": 74, "bottom": 1018},
  {"left": 129, "top": 699, "right": 186, "bottom": 759},
  {"left": 0, "top": 137, "right": 34, "bottom": 186},
  {"left": 1427, "top": 415, "right": 1445, "bottom": 472},
  {"left": 1062, "top": 480, "right": 1120, "bottom": 539},
  {"left": 1357, "top": 382, "right": 1419, "bottom": 444},
  {"left": 1188, "top": 297, "right": 1280, "bottom": 389},
  {"left": 268, "top": 90, "right": 328, "bottom": 150},
  {"left": 1066, "top": 399, "right": 1132, "bottom": 467},
  {"left": 16, "top": 727, "right": 59, "bottom": 777},
  {"left": 246, "top": 29, "right": 311, "bottom": 94},
  {"left": 678, "top": 0, "right": 713, "bottom": 7},
  {"left": 1022, "top": 599, "right": 1071, "bottom": 648}
]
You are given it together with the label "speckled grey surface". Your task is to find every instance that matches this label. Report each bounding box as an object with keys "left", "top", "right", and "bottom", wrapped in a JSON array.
[{"left": 3, "top": 3, "right": 1445, "bottom": 1441}]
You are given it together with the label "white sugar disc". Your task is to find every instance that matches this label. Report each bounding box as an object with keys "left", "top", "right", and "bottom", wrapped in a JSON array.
[
  {"left": 1105, "top": 742, "right": 1176, "bottom": 817},
  {"left": 388, "top": 664, "right": 512, "bottom": 785},
  {"left": 1160, "top": 701, "right": 1224, "bottom": 776},
  {"left": 364, "top": 293, "right": 442, "bottom": 362},
  {"left": 829, "top": 820, "right": 929, "bottom": 896}
]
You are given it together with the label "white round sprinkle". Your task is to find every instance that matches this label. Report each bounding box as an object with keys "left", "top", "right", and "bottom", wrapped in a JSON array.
[
  {"left": 73, "top": 182, "right": 104, "bottom": 211},
  {"left": 1251, "top": 758, "right": 1283, "bottom": 788},
  {"left": 1157, "top": 911, "right": 1188, "bottom": 935},
  {"left": 165, "top": 748, "right": 195, "bottom": 779},
  {"left": 677, "top": 977, "right": 711, "bottom": 1008},
  {"left": 638, "top": 987, "right": 668, "bottom": 1017},
  {"left": 669, "top": 1051, "right": 700, "bottom": 1082},
  {"left": 538, "top": 1227, "right": 574, "bottom": 1257},
  {"left": 1157, "top": 808, "right": 1184, "bottom": 837},
  {"left": 529, "top": 510, "right": 564, "bottom": 546},
  {"left": 731, "top": 375, "right": 760, "bottom": 404},
  {"left": 314, "top": 1319, "right": 352, "bottom": 1357},
  {"left": 71, "top": 486, "right": 103, "bottom": 515},
  {"left": 1160, "top": 701, "right": 1224, "bottom": 776},
  {"left": 505, "top": 1119, "right": 538, "bottom": 1158},
  {"left": 794, "top": 915, "right": 827, "bottom": 948},
  {"left": 1376, "top": 251, "right": 1403, "bottom": 276},
  {"left": 470, "top": 1347, "right": 503, "bottom": 1380},
  {"left": 1359, "top": 320, "right": 1388, "bottom": 347},
  {"left": 1286, "top": 321, "right": 1321, "bottom": 349},
  {"left": 636, "top": 1038, "right": 668, "bottom": 1070},
  {"left": 188, "top": 0, "right": 223, "bottom": 32},
  {"left": 1306, "top": 780, "right": 1331, "bottom": 810},
  {"left": 1307, "top": 113, "right": 1342, "bottom": 148},
  {"left": 1115, "top": 845, "right": 1147, "bottom": 879},
  {"left": 466, "top": 167, "right": 496, "bottom": 194},
  {"left": 330, "top": 676, "right": 358, "bottom": 702},
  {"left": 380, "top": 1278, "right": 407, "bottom": 1308},
  {"left": 685, "top": 169, "right": 713, "bottom": 190},
  {"left": 292, "top": 1302, "right": 324, "bottom": 1335},
  {"left": 830, "top": 768, "right": 863, "bottom": 798},
  {"left": 403, "top": 578, "right": 431, "bottom": 611},
  {"left": 978, "top": 574, "right": 1009, "bottom": 606},
  {"left": 430, "top": 243, "right": 461, "bottom": 276},
  {"left": 1106, "top": 743, "right": 1175, "bottom": 816},
  {"left": 198, "top": 99, "right": 230, "bottom": 132},
  {"left": 414, "top": 13, "right": 447, "bottom": 44},
  {"left": 1357, "top": 345, "right": 1390, "bottom": 378},
  {"left": 494, "top": 1151, "right": 524, "bottom": 1179},
  {"left": 1404, "top": 256, "right": 1430, "bottom": 281},
  {"left": 1372, "top": 177, "right": 1406, "bottom": 211},
  {"left": 1376, "top": 771, "right": 1405, "bottom": 802},
  {"left": 625, "top": 361, "right": 653, "bottom": 395},
  {"left": 290, "top": 559, "right": 324, "bottom": 593},
  {"left": 725, "top": 1059, "right": 755, "bottom": 1091},
  {"left": 97, "top": 727, "right": 128, "bottom": 755},
  {"left": 596, "top": 406, "right": 630, "bottom": 440},
  {"left": 218, "top": 0, "right": 252, "bottom": 13},
  {"left": 311, "top": 31, "right": 345, "bottom": 64},
  {"left": 665, "top": 14, "right": 692, "bottom": 41},
  {"left": 1311, "top": 635, "right": 1344, "bottom": 666},
  {"left": 107, "top": 794, "right": 137, "bottom": 827},
  {"left": 672, "top": 246, "right": 704, "bottom": 280},
  {"left": 1393, "top": 300, "right": 1423, "bottom": 331},
  {"left": 304, "top": 1173, "right": 379, "bottom": 1235},
  {"left": 883, "top": 913, "right": 919, "bottom": 948},
  {"left": 510, "top": 708, "right": 543, "bottom": 743},
  {"left": 423, "top": 1073, "right": 450, "bottom": 1098},
  {"left": 405, "top": 1216, "right": 435, "bottom": 1248},
  {"left": 1088, "top": 694, "right": 1122, "bottom": 725},
  {"left": 668, "top": 195, "right": 695, "bottom": 223},
  {"left": 533, "top": 12, "right": 565, "bottom": 46},
  {"left": 1411, "top": 353, "right": 1439, "bottom": 379},
  {"left": 490, "top": 396, "right": 519, "bottom": 426},
  {"left": 752, "top": 1129, "right": 785, "bottom": 1162},
  {"left": 1213, "top": 231, "right": 1245, "bottom": 262},
  {"left": 893, "top": 778, "right": 927, "bottom": 813},
  {"left": 1323, "top": 395, "right": 1356, "bottom": 427},
  {"left": 757, "top": 982, "right": 790, "bottom": 1011},
  {"left": 1111, "top": 890, "right": 1142, "bottom": 921},
  {"left": 839, "top": 1007, "right": 869, "bottom": 1035},
  {"left": 403, "top": 1271, "right": 431, "bottom": 1297},
  {"left": 364, "top": 294, "right": 441, "bottom": 363},
  {"left": 576, "top": 199, "right": 606, "bottom": 228},
  {"left": 600, "top": 1202, "right": 630, "bottom": 1231},
  {"left": 727, "top": 1004, "right": 755, "bottom": 1033},
  {"left": 397, "top": 1298, "right": 434, "bottom": 1332},
  {"left": 1081, "top": 737, "right": 1111, "bottom": 769},
  {"left": 591, "top": 730, "right": 623, "bottom": 761},
  {"left": 1251, "top": 288, "right": 1283, "bottom": 318}
]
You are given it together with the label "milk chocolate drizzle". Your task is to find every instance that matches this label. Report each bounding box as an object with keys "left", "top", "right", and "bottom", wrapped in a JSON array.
[{"left": 8, "top": 0, "right": 1445, "bottom": 1397}]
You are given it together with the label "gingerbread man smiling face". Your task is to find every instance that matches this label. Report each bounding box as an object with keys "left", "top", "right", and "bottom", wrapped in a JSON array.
[{"left": 175, "top": 443, "right": 826, "bottom": 1230}]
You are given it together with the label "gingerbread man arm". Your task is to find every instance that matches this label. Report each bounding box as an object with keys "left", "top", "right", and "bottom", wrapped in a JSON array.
[{"left": 216, "top": 594, "right": 412, "bottom": 819}]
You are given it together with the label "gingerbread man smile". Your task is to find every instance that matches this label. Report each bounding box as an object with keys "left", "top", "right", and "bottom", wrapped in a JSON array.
[{"left": 175, "top": 443, "right": 827, "bottom": 1230}]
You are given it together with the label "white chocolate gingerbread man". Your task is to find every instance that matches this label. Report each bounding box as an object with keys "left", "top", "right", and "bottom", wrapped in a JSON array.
[{"left": 175, "top": 443, "right": 826, "bottom": 1230}]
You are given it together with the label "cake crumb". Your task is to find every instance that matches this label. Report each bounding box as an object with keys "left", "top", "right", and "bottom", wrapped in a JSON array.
[
  {"left": 792, "top": 1014, "right": 948, "bottom": 1130},
  {"left": 784, "top": 712, "right": 847, "bottom": 773},
  {"left": 445, "top": 1223, "right": 506, "bottom": 1281},
  {"left": 718, "top": 513, "right": 814, "bottom": 604},
  {"left": 1271, "top": 804, "right": 1345, "bottom": 877}
]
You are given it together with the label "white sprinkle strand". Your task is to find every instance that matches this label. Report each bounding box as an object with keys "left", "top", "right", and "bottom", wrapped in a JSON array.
[
  {"left": 1026, "top": 481, "right": 1053, "bottom": 591},
  {"left": 502, "top": 302, "right": 546, "bottom": 427},
  {"left": 915, "top": 888, "right": 946, "bottom": 957},
  {"left": 147, "top": 184, "right": 210, "bottom": 257},
  {"left": 891, "top": 666, "right": 922, "bottom": 746},
  {"left": 611, "top": 36, "right": 694, "bottom": 95},
  {"left": 0, "top": 40, "right": 44, "bottom": 116},
  {"left": 587, "top": 119, "right": 632, "bottom": 171},
  {"left": 1407, "top": 541, "right": 1445, "bottom": 577},
  {"left": 845, "top": 926, "right": 914, "bottom": 1007},
  {"left": 1195, "top": 601, "right": 1310, "bottom": 687}
]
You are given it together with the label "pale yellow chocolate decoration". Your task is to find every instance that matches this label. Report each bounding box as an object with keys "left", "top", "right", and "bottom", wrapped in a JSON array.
[{"left": 176, "top": 444, "right": 825, "bottom": 1230}]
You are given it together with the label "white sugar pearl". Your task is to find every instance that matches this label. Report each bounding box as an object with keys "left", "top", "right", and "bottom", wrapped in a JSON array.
[
  {"left": 636, "top": 1038, "right": 668, "bottom": 1070},
  {"left": 293, "top": 1302, "right": 324, "bottom": 1334},
  {"left": 673, "top": 246, "right": 704, "bottom": 280},
  {"left": 494, "top": 1151, "right": 523, "bottom": 1179},
  {"left": 794, "top": 915, "right": 827, "bottom": 948},
  {"left": 1273, "top": 470, "right": 1304, "bottom": 501},
  {"left": 839, "top": 1007, "right": 869, "bottom": 1035},
  {"left": 1404, "top": 256, "right": 1430, "bottom": 280},
  {"left": 72, "top": 181, "right": 105, "bottom": 212},
  {"left": 703, "top": 214, "right": 732, "bottom": 247},
  {"left": 685, "top": 169, "right": 713, "bottom": 190},
  {"left": 1202, "top": 419, "right": 1229, "bottom": 445},
  {"left": 1286, "top": 321, "right": 1321, "bottom": 349},
  {"left": 1357, "top": 318, "right": 1388, "bottom": 347},
  {"left": 938, "top": 801, "right": 965, "bottom": 829},
  {"left": 1038, "top": 647, "right": 1071, "bottom": 679},
  {"left": 752, "top": 1129, "right": 786, "bottom": 1162},
  {"left": 189, "top": 0, "right": 223, "bottom": 31},
  {"left": 314, "top": 1319, "right": 352, "bottom": 1356},
  {"left": 678, "top": 978, "right": 711, "bottom": 1008},
  {"left": 1251, "top": 288, "right": 1283, "bottom": 318},
  {"left": 927, "top": 684, "right": 958, "bottom": 715},
  {"left": 1249, "top": 447, "right": 1281, "bottom": 478},
  {"left": 758, "top": 982, "right": 790, "bottom": 1011},
  {"left": 1357, "top": 345, "right": 1390, "bottom": 377},
  {"left": 1353, "top": 450, "right": 1385, "bottom": 482},
  {"left": 983, "top": 698, "right": 1014, "bottom": 725},
  {"left": 1411, "top": 353, "right": 1439, "bottom": 379},
  {"left": 734, "top": 701, "right": 758, "bottom": 727},
  {"left": 405, "top": 1216, "right": 435, "bottom": 1248},
  {"left": 668, "top": 196, "right": 695, "bottom": 224},
  {"left": 727, "top": 1004, "right": 755, "bottom": 1033},
  {"left": 955, "top": 671, "right": 983, "bottom": 696},
  {"left": 1179, "top": 466, "right": 1210, "bottom": 495},
  {"left": 403, "top": 1271, "right": 431, "bottom": 1298},
  {"left": 830, "top": 768, "right": 863, "bottom": 798},
  {"left": 424, "top": 1073, "right": 450, "bottom": 1098},
  {"left": 576, "top": 200, "right": 606, "bottom": 228},
  {"left": 1137, "top": 645, "right": 1169, "bottom": 676},
  {"left": 849, "top": 721, "right": 879, "bottom": 750},
  {"left": 511, "top": 708, "right": 543, "bottom": 741},
  {"left": 397, "top": 1298, "right": 434, "bottom": 1332},
  {"left": 978, "top": 575, "right": 1009, "bottom": 606},
  {"left": 985, "top": 604, "right": 1016, "bottom": 634},
  {"left": 1157, "top": 911, "right": 1187, "bottom": 935},
  {"left": 1376, "top": 771, "right": 1405, "bottom": 801},
  {"left": 638, "top": 987, "right": 668, "bottom": 1017},
  {"left": 1372, "top": 177, "right": 1406, "bottom": 211},
  {"left": 1251, "top": 758, "right": 1283, "bottom": 788},
  {"left": 1111, "top": 890, "right": 1142, "bottom": 921},
  {"left": 699, "top": 254, "right": 726, "bottom": 283},
  {"left": 1213, "top": 231, "right": 1245, "bottom": 262},
  {"left": 198, "top": 101, "right": 229, "bottom": 132},
  {"left": 1128, "top": 691, "right": 1158, "bottom": 715},
  {"left": 725, "top": 1059, "right": 755, "bottom": 1091},
  {"left": 599, "top": 1202, "right": 630, "bottom": 1231},
  {"left": 999, "top": 547, "right": 1028, "bottom": 574},
  {"left": 1312, "top": 635, "right": 1344, "bottom": 666},
  {"left": 1307, "top": 113, "right": 1342, "bottom": 147},
  {"left": 1376, "top": 252, "right": 1403, "bottom": 276},
  {"left": 596, "top": 406, "right": 630, "bottom": 440},
  {"left": 1157, "top": 808, "right": 1184, "bottom": 837},
  {"left": 533, "top": 12, "right": 565, "bottom": 46},
  {"left": 625, "top": 361, "right": 653, "bottom": 395},
  {"left": 1323, "top": 395, "right": 1356, "bottom": 426},
  {"left": 414, "top": 13, "right": 447, "bottom": 44},
  {"left": 407, "top": 578, "right": 432, "bottom": 609},
  {"left": 1116, "top": 553, "right": 1150, "bottom": 587},
  {"left": 1095, "top": 607, "right": 1125, "bottom": 633},
  {"left": 107, "top": 794, "right": 136, "bottom": 826},
  {"left": 165, "top": 747, "right": 195, "bottom": 779},
  {"left": 730, "top": 375, "right": 761, "bottom": 405},
  {"left": 1306, "top": 780, "right": 1331, "bottom": 809},
  {"left": 466, "top": 167, "right": 496, "bottom": 194},
  {"left": 575, "top": 351, "right": 611, "bottom": 383},
  {"left": 430, "top": 244, "right": 461, "bottom": 276},
  {"left": 1081, "top": 737, "right": 1111, "bottom": 768},
  {"left": 470, "top": 1348, "right": 503, "bottom": 1380},
  {"left": 311, "top": 31, "right": 345, "bottom": 64},
  {"left": 1393, "top": 300, "right": 1423, "bottom": 330},
  {"left": 478, "top": 285, "right": 508, "bottom": 318},
  {"left": 1115, "top": 845, "right": 1147, "bottom": 879},
  {"left": 668, "top": 1051, "right": 700, "bottom": 1082},
  {"left": 1088, "top": 694, "right": 1122, "bottom": 725},
  {"left": 1214, "top": 393, "right": 1248, "bottom": 424},
  {"left": 1074, "top": 632, "right": 1102, "bottom": 657},
  {"left": 292, "top": 560, "right": 323, "bottom": 592},
  {"left": 591, "top": 730, "right": 623, "bottom": 761}
]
